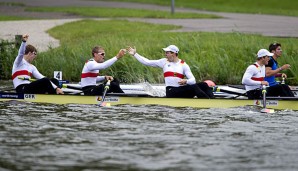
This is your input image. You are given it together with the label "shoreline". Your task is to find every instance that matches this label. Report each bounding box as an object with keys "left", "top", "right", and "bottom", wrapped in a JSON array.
[{"left": 1, "top": 0, "right": 298, "bottom": 52}]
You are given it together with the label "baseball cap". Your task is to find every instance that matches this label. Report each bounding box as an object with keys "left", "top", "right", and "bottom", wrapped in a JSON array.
[
  {"left": 162, "top": 45, "right": 179, "bottom": 53},
  {"left": 257, "top": 49, "right": 273, "bottom": 58}
]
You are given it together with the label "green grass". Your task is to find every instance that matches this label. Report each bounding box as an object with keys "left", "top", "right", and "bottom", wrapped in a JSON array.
[
  {"left": 1, "top": 1, "right": 297, "bottom": 86},
  {"left": 0, "top": 2, "right": 30, "bottom": 21},
  {"left": 0, "top": 15, "right": 32, "bottom": 21},
  {"left": 2, "top": 19, "right": 298, "bottom": 85},
  {"left": 97, "top": 0, "right": 298, "bottom": 17},
  {"left": 0, "top": 2, "right": 25, "bottom": 6},
  {"left": 29, "top": 20, "right": 298, "bottom": 84},
  {"left": 26, "top": 6, "right": 220, "bottom": 19}
]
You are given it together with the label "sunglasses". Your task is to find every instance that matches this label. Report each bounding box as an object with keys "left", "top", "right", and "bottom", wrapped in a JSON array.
[{"left": 97, "top": 52, "right": 105, "bottom": 56}]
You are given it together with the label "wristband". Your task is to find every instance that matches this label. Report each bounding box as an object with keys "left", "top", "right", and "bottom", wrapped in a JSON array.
[
  {"left": 275, "top": 73, "right": 282, "bottom": 77},
  {"left": 279, "top": 67, "right": 283, "bottom": 71}
]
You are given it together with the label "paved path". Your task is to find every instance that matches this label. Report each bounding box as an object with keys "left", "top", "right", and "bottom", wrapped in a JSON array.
[
  {"left": 0, "top": 19, "right": 81, "bottom": 52},
  {"left": 1, "top": 0, "right": 298, "bottom": 51}
]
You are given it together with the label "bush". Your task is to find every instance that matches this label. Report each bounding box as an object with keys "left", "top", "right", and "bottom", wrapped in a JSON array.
[{"left": 0, "top": 39, "right": 18, "bottom": 80}]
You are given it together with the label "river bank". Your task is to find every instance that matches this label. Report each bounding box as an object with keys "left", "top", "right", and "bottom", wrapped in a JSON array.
[{"left": 1, "top": 0, "right": 298, "bottom": 52}]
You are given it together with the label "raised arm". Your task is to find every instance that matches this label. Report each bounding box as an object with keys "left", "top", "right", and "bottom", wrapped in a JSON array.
[
  {"left": 127, "top": 46, "right": 164, "bottom": 68},
  {"left": 87, "top": 49, "right": 126, "bottom": 71},
  {"left": 13, "top": 34, "right": 29, "bottom": 67}
]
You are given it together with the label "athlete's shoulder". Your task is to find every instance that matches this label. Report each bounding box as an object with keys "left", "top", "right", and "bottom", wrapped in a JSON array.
[{"left": 247, "top": 64, "right": 258, "bottom": 71}]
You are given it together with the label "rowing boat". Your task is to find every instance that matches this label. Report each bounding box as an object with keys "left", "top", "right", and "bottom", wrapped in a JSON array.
[{"left": 1, "top": 92, "right": 297, "bottom": 111}]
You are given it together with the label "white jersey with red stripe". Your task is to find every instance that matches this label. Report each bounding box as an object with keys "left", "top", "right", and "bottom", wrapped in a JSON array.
[
  {"left": 133, "top": 53, "right": 196, "bottom": 87},
  {"left": 80, "top": 57, "right": 118, "bottom": 87},
  {"left": 242, "top": 62, "right": 265, "bottom": 91},
  {"left": 11, "top": 42, "right": 45, "bottom": 88}
]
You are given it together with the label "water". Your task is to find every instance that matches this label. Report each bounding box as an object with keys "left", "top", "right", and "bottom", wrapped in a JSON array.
[{"left": 1, "top": 101, "right": 298, "bottom": 171}]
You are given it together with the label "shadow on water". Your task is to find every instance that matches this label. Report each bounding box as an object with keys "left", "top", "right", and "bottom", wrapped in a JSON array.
[{"left": 1, "top": 101, "right": 298, "bottom": 170}]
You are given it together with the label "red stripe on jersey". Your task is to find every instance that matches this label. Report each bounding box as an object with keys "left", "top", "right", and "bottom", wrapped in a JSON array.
[
  {"left": 81, "top": 73, "right": 98, "bottom": 78},
  {"left": 251, "top": 77, "right": 264, "bottom": 81},
  {"left": 164, "top": 72, "right": 184, "bottom": 79},
  {"left": 12, "top": 70, "right": 32, "bottom": 80}
]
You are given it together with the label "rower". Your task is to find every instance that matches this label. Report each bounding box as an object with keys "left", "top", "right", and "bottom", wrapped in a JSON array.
[
  {"left": 80, "top": 46, "right": 126, "bottom": 95},
  {"left": 264, "top": 42, "right": 294, "bottom": 97},
  {"left": 11, "top": 34, "right": 63, "bottom": 94},
  {"left": 127, "top": 45, "right": 214, "bottom": 98},
  {"left": 242, "top": 49, "right": 271, "bottom": 99}
]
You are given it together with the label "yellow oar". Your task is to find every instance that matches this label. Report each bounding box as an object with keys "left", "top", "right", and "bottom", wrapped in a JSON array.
[
  {"left": 99, "top": 80, "right": 111, "bottom": 107},
  {"left": 261, "top": 85, "right": 274, "bottom": 113},
  {"left": 18, "top": 77, "right": 36, "bottom": 82},
  {"left": 212, "top": 86, "right": 247, "bottom": 97}
]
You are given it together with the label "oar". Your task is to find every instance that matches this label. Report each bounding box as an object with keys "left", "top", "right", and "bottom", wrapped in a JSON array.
[
  {"left": 18, "top": 77, "right": 36, "bottom": 82},
  {"left": 212, "top": 86, "right": 247, "bottom": 98},
  {"left": 281, "top": 77, "right": 285, "bottom": 84},
  {"left": 261, "top": 85, "right": 274, "bottom": 113},
  {"left": 99, "top": 80, "right": 111, "bottom": 107},
  {"left": 61, "top": 84, "right": 82, "bottom": 91},
  {"left": 18, "top": 77, "right": 82, "bottom": 91}
]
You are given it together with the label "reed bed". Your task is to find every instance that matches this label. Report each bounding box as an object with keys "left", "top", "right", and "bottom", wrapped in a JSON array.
[{"left": 1, "top": 19, "right": 298, "bottom": 85}]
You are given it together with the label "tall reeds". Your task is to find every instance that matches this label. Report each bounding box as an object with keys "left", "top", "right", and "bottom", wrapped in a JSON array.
[{"left": 1, "top": 20, "right": 297, "bottom": 85}]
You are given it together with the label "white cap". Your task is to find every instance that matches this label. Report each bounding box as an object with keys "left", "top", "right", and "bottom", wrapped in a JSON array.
[
  {"left": 257, "top": 49, "right": 274, "bottom": 58},
  {"left": 162, "top": 45, "right": 179, "bottom": 53}
]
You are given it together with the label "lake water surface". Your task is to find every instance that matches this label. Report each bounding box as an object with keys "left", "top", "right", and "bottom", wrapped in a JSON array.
[{"left": 1, "top": 100, "right": 298, "bottom": 171}]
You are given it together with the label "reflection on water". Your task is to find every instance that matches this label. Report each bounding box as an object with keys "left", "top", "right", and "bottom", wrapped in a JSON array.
[{"left": 1, "top": 101, "right": 298, "bottom": 171}]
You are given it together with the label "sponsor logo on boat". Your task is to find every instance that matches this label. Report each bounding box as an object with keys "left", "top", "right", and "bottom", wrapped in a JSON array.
[
  {"left": 96, "top": 96, "right": 119, "bottom": 102},
  {"left": 0, "top": 93, "right": 22, "bottom": 99},
  {"left": 254, "top": 100, "right": 278, "bottom": 106},
  {"left": 266, "top": 100, "right": 278, "bottom": 106},
  {"left": 255, "top": 100, "right": 261, "bottom": 105},
  {"left": 24, "top": 94, "right": 35, "bottom": 99}
]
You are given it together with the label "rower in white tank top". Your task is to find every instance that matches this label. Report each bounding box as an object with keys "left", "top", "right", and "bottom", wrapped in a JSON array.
[
  {"left": 11, "top": 34, "right": 63, "bottom": 94},
  {"left": 12, "top": 41, "right": 44, "bottom": 88},
  {"left": 132, "top": 54, "right": 196, "bottom": 87},
  {"left": 80, "top": 46, "right": 126, "bottom": 95},
  {"left": 80, "top": 58, "right": 118, "bottom": 88},
  {"left": 127, "top": 45, "right": 212, "bottom": 98}
]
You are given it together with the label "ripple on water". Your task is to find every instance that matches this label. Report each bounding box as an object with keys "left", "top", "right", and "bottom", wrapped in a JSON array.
[{"left": 1, "top": 101, "right": 298, "bottom": 170}]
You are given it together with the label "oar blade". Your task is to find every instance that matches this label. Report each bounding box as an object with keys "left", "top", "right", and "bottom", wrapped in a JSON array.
[
  {"left": 97, "top": 80, "right": 111, "bottom": 107},
  {"left": 98, "top": 101, "right": 111, "bottom": 107},
  {"left": 261, "top": 108, "right": 275, "bottom": 113}
]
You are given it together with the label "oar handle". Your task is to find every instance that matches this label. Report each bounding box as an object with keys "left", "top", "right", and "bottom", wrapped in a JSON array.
[
  {"left": 104, "top": 80, "right": 111, "bottom": 90},
  {"left": 18, "top": 76, "right": 36, "bottom": 82},
  {"left": 262, "top": 85, "right": 267, "bottom": 94},
  {"left": 281, "top": 77, "right": 285, "bottom": 84}
]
